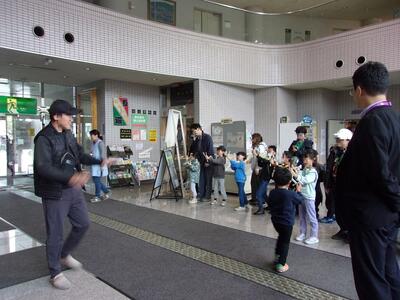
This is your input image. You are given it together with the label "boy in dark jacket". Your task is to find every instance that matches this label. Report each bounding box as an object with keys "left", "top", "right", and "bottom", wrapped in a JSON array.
[
  {"left": 268, "top": 167, "right": 303, "bottom": 273},
  {"left": 204, "top": 145, "right": 228, "bottom": 206},
  {"left": 289, "top": 126, "right": 313, "bottom": 166}
]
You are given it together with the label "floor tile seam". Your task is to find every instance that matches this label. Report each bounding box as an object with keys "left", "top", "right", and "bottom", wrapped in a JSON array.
[{"left": 88, "top": 212, "right": 349, "bottom": 300}]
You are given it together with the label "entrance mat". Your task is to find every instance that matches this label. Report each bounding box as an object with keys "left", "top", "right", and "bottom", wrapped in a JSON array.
[
  {"left": 85, "top": 196, "right": 357, "bottom": 299},
  {"left": 0, "top": 246, "right": 48, "bottom": 289},
  {"left": 0, "top": 192, "right": 294, "bottom": 300},
  {"left": 0, "top": 219, "right": 14, "bottom": 232}
]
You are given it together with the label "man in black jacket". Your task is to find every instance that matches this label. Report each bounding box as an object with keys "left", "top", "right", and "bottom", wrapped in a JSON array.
[
  {"left": 34, "top": 99, "right": 110, "bottom": 290},
  {"left": 189, "top": 123, "right": 214, "bottom": 201},
  {"left": 336, "top": 62, "right": 400, "bottom": 300}
]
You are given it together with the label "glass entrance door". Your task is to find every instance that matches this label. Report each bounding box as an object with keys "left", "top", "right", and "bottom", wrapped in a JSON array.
[{"left": 0, "top": 115, "right": 41, "bottom": 185}]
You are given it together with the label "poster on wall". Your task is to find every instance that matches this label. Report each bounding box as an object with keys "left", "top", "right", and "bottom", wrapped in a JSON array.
[
  {"left": 211, "top": 125, "right": 223, "bottom": 145},
  {"left": 132, "top": 114, "right": 148, "bottom": 141},
  {"left": 113, "top": 97, "right": 129, "bottom": 126},
  {"left": 132, "top": 129, "right": 141, "bottom": 141},
  {"left": 149, "top": 129, "right": 157, "bottom": 142},
  {"left": 120, "top": 128, "right": 132, "bottom": 140}
]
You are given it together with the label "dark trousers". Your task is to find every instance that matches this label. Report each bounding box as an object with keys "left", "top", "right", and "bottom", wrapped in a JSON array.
[
  {"left": 273, "top": 223, "right": 293, "bottom": 265},
  {"left": 199, "top": 165, "right": 213, "bottom": 199},
  {"left": 250, "top": 171, "right": 261, "bottom": 201},
  {"left": 236, "top": 182, "right": 247, "bottom": 207},
  {"left": 349, "top": 222, "right": 400, "bottom": 300},
  {"left": 315, "top": 185, "right": 323, "bottom": 218},
  {"left": 256, "top": 179, "right": 269, "bottom": 210},
  {"left": 42, "top": 187, "right": 90, "bottom": 278},
  {"left": 326, "top": 189, "right": 335, "bottom": 218}
]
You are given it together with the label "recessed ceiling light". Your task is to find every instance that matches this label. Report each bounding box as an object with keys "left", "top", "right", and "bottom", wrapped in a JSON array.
[
  {"left": 152, "top": 78, "right": 157, "bottom": 81},
  {"left": 85, "top": 67, "right": 91, "bottom": 71},
  {"left": 44, "top": 58, "right": 53, "bottom": 65},
  {"left": 63, "top": 75, "right": 69, "bottom": 79},
  {"left": 9, "top": 63, "right": 14, "bottom": 66}
]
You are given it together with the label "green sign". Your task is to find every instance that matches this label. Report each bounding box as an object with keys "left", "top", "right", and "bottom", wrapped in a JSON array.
[
  {"left": 132, "top": 114, "right": 148, "bottom": 126},
  {"left": 0, "top": 96, "right": 37, "bottom": 115}
]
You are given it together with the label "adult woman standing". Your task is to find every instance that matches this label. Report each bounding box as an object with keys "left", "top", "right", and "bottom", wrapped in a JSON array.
[
  {"left": 89, "top": 129, "right": 110, "bottom": 202},
  {"left": 249, "top": 133, "right": 267, "bottom": 205}
]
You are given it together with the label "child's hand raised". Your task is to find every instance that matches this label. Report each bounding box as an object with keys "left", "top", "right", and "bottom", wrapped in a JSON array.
[{"left": 296, "top": 183, "right": 302, "bottom": 192}]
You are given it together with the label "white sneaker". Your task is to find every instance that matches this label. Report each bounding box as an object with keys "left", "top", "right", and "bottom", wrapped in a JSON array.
[
  {"left": 90, "top": 197, "right": 101, "bottom": 203},
  {"left": 221, "top": 200, "right": 226, "bottom": 207},
  {"left": 211, "top": 199, "right": 218, "bottom": 205},
  {"left": 295, "top": 233, "right": 306, "bottom": 241},
  {"left": 50, "top": 273, "right": 71, "bottom": 290},
  {"left": 188, "top": 198, "right": 198, "bottom": 204},
  {"left": 101, "top": 192, "right": 110, "bottom": 200},
  {"left": 304, "top": 237, "right": 319, "bottom": 245},
  {"left": 235, "top": 206, "right": 246, "bottom": 211},
  {"left": 60, "top": 255, "right": 82, "bottom": 270}
]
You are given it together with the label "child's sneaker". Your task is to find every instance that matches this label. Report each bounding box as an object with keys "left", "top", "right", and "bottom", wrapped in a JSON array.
[
  {"left": 90, "top": 197, "right": 101, "bottom": 203},
  {"left": 211, "top": 199, "right": 218, "bottom": 205},
  {"left": 234, "top": 206, "right": 246, "bottom": 211},
  {"left": 188, "top": 198, "right": 198, "bottom": 204},
  {"left": 220, "top": 200, "right": 226, "bottom": 206},
  {"left": 304, "top": 237, "right": 319, "bottom": 245},
  {"left": 275, "top": 263, "right": 289, "bottom": 273},
  {"left": 295, "top": 233, "right": 306, "bottom": 241}
]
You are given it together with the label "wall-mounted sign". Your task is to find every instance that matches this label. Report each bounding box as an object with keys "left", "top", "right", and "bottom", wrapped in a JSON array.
[
  {"left": 113, "top": 97, "right": 129, "bottom": 126},
  {"left": 0, "top": 96, "right": 37, "bottom": 115},
  {"left": 301, "top": 115, "right": 313, "bottom": 125},
  {"left": 148, "top": 129, "right": 157, "bottom": 142},
  {"left": 132, "top": 114, "right": 148, "bottom": 127},
  {"left": 120, "top": 128, "right": 132, "bottom": 140}
]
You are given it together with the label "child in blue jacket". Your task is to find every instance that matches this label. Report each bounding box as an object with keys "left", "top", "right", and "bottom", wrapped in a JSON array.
[{"left": 230, "top": 151, "right": 248, "bottom": 211}]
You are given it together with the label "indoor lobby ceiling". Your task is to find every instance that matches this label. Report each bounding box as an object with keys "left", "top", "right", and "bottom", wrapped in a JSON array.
[{"left": 206, "top": 0, "right": 399, "bottom": 20}]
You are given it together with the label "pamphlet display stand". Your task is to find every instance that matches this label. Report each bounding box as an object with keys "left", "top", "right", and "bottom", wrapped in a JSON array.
[{"left": 107, "top": 145, "right": 134, "bottom": 187}]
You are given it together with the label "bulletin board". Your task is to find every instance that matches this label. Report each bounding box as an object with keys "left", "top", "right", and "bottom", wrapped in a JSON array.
[{"left": 211, "top": 121, "right": 246, "bottom": 153}]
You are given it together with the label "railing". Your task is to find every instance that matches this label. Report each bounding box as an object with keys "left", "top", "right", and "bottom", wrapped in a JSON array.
[{"left": 80, "top": 0, "right": 399, "bottom": 45}]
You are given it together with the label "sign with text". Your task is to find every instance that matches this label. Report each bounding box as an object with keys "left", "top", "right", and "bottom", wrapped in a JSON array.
[
  {"left": 0, "top": 96, "right": 37, "bottom": 115},
  {"left": 120, "top": 128, "right": 132, "bottom": 140},
  {"left": 131, "top": 114, "right": 148, "bottom": 127},
  {"left": 148, "top": 129, "right": 157, "bottom": 142}
]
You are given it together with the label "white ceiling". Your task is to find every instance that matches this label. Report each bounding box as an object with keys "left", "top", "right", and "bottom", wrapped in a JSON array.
[
  {"left": 209, "top": 0, "right": 399, "bottom": 20},
  {"left": 0, "top": 48, "right": 191, "bottom": 87}
]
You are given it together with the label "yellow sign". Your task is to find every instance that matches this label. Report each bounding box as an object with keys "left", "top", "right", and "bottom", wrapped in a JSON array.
[
  {"left": 28, "top": 128, "right": 35, "bottom": 136},
  {"left": 149, "top": 129, "right": 157, "bottom": 142}
]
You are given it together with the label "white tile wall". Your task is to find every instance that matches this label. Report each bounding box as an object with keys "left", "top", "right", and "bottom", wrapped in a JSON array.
[
  {"left": 254, "top": 87, "right": 278, "bottom": 145},
  {"left": 0, "top": 0, "right": 399, "bottom": 87},
  {"left": 103, "top": 79, "right": 160, "bottom": 162},
  {"left": 196, "top": 80, "right": 254, "bottom": 137}
]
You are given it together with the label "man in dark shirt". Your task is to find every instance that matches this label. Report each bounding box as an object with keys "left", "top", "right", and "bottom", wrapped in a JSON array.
[
  {"left": 34, "top": 100, "right": 111, "bottom": 290},
  {"left": 189, "top": 123, "right": 214, "bottom": 201},
  {"left": 336, "top": 62, "right": 400, "bottom": 300},
  {"left": 288, "top": 126, "right": 313, "bottom": 166}
]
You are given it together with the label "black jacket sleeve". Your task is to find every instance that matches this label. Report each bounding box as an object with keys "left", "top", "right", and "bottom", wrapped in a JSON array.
[
  {"left": 76, "top": 142, "right": 102, "bottom": 166},
  {"left": 34, "top": 136, "right": 74, "bottom": 184},
  {"left": 324, "top": 148, "right": 335, "bottom": 189}
]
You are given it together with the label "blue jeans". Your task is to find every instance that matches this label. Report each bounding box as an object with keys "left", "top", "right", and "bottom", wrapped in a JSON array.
[
  {"left": 92, "top": 176, "right": 109, "bottom": 197},
  {"left": 236, "top": 182, "right": 247, "bottom": 207},
  {"left": 256, "top": 179, "right": 269, "bottom": 210}
]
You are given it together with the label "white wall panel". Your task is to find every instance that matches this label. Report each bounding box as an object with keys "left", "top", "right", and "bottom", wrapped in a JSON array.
[
  {"left": 0, "top": 0, "right": 399, "bottom": 87},
  {"left": 254, "top": 87, "right": 277, "bottom": 145},
  {"left": 197, "top": 80, "right": 254, "bottom": 139},
  {"left": 103, "top": 79, "right": 160, "bottom": 162}
]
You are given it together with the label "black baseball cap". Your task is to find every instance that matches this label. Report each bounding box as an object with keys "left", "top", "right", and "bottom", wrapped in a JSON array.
[{"left": 48, "top": 99, "right": 79, "bottom": 116}]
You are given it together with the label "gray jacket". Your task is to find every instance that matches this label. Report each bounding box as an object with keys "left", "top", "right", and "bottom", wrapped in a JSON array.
[{"left": 209, "top": 156, "right": 226, "bottom": 179}]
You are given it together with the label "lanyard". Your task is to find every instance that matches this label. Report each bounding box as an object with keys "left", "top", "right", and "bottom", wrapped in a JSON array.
[{"left": 360, "top": 100, "right": 392, "bottom": 118}]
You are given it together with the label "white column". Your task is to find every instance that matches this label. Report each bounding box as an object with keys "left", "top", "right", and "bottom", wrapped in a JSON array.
[{"left": 245, "top": 6, "right": 265, "bottom": 44}]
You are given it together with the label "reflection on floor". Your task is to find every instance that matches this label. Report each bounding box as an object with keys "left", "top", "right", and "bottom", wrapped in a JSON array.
[
  {"left": 0, "top": 269, "right": 128, "bottom": 300},
  {"left": 0, "top": 176, "right": 34, "bottom": 188},
  {"left": 84, "top": 182, "right": 351, "bottom": 258},
  {"left": 0, "top": 226, "right": 42, "bottom": 256}
]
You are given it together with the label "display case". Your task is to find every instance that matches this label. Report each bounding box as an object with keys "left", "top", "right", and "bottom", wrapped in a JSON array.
[{"left": 107, "top": 145, "right": 134, "bottom": 187}]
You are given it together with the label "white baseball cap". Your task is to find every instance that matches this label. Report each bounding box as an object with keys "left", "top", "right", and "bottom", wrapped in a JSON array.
[{"left": 334, "top": 128, "right": 353, "bottom": 140}]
